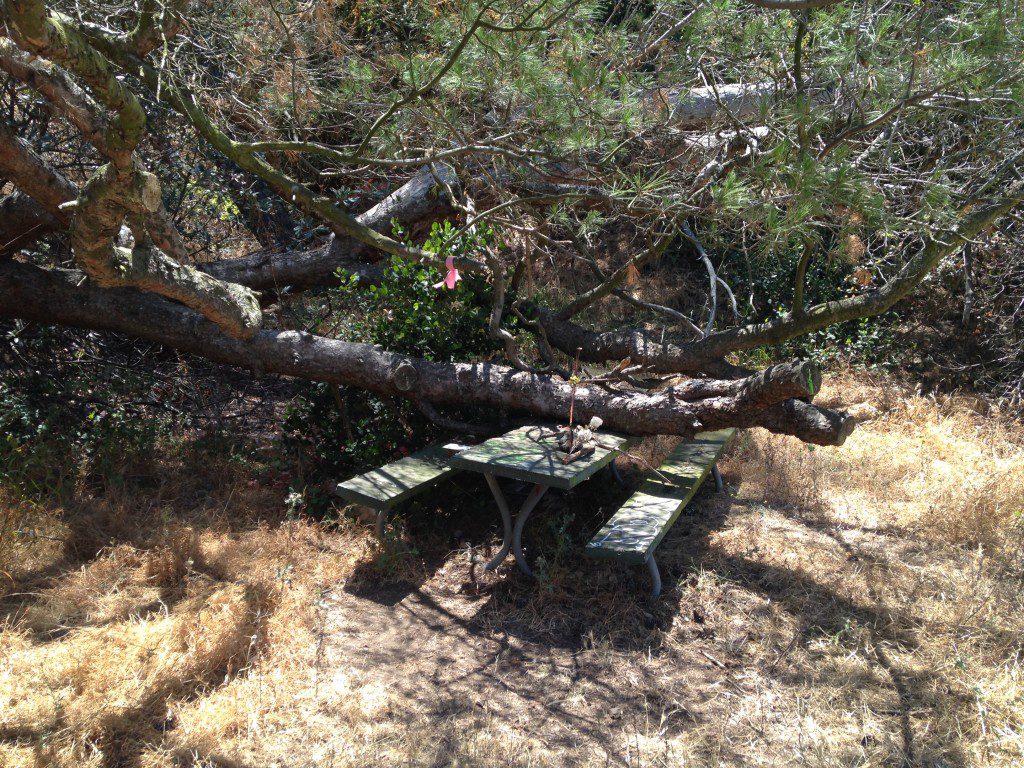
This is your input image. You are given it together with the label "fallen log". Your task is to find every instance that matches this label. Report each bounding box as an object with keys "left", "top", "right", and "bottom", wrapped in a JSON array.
[
  {"left": 200, "top": 164, "right": 459, "bottom": 292},
  {"left": 0, "top": 259, "right": 854, "bottom": 445}
]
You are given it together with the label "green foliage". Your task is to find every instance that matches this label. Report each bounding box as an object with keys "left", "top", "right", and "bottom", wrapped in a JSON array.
[
  {"left": 788, "top": 315, "right": 899, "bottom": 370},
  {"left": 340, "top": 221, "right": 502, "bottom": 361},
  {"left": 279, "top": 220, "right": 511, "bottom": 513},
  {"left": 718, "top": 231, "right": 901, "bottom": 370},
  {"left": 183, "top": 177, "right": 242, "bottom": 223},
  {"left": 0, "top": 332, "right": 172, "bottom": 498}
]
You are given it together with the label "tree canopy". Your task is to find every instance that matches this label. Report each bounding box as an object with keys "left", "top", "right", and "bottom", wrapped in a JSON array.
[{"left": 1, "top": 0, "right": 1022, "bottom": 445}]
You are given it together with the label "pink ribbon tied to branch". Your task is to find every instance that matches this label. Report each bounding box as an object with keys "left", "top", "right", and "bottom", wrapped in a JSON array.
[{"left": 433, "top": 255, "right": 461, "bottom": 290}]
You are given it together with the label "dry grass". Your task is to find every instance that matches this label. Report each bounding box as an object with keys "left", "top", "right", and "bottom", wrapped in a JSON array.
[
  {"left": 0, "top": 372, "right": 1022, "bottom": 767},
  {"left": 0, "top": 469, "right": 373, "bottom": 767},
  {"left": 751, "top": 371, "right": 1024, "bottom": 551}
]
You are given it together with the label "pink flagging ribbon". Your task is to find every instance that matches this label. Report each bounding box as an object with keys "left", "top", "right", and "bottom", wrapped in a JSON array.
[{"left": 433, "top": 255, "right": 461, "bottom": 290}]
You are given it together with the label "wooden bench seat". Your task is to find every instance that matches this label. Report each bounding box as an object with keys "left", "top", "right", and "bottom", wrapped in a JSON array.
[
  {"left": 584, "top": 428, "right": 735, "bottom": 595},
  {"left": 334, "top": 443, "right": 469, "bottom": 537}
]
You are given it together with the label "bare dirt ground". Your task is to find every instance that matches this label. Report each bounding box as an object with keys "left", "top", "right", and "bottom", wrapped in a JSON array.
[{"left": 1, "top": 374, "right": 1022, "bottom": 767}]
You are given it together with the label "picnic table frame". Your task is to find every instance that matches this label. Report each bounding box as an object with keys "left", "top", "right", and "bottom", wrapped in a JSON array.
[{"left": 449, "top": 425, "right": 630, "bottom": 575}]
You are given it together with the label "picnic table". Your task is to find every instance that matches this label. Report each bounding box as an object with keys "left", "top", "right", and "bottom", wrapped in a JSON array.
[
  {"left": 449, "top": 425, "right": 630, "bottom": 575},
  {"left": 335, "top": 423, "right": 731, "bottom": 596}
]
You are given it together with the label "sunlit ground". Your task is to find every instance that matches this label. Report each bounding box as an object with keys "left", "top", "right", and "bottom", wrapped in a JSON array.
[{"left": 1, "top": 373, "right": 1022, "bottom": 767}]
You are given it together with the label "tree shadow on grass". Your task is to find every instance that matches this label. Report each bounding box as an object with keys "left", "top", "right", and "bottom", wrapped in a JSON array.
[
  {"left": 0, "top": 451, "right": 983, "bottom": 767},
  {"left": 321, "top": 467, "right": 980, "bottom": 768}
]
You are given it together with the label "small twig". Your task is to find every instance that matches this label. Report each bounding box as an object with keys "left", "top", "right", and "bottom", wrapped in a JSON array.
[
  {"left": 700, "top": 649, "right": 727, "bottom": 669},
  {"left": 568, "top": 347, "right": 582, "bottom": 430}
]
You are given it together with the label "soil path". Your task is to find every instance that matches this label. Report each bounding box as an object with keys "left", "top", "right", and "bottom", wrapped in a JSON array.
[{"left": 321, "top": 553, "right": 729, "bottom": 761}]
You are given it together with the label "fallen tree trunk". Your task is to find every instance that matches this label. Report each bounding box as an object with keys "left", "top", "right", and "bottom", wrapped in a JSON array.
[
  {"left": 490, "top": 82, "right": 777, "bottom": 131},
  {"left": 645, "top": 82, "right": 777, "bottom": 129},
  {"left": 0, "top": 192, "right": 62, "bottom": 257},
  {"left": 535, "top": 307, "right": 721, "bottom": 375},
  {"left": 664, "top": 359, "right": 820, "bottom": 404},
  {"left": 0, "top": 259, "right": 854, "bottom": 445},
  {"left": 200, "top": 164, "right": 458, "bottom": 292}
]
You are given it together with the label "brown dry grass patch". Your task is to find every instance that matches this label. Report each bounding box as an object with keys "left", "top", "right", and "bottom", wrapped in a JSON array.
[{"left": 0, "top": 372, "right": 1021, "bottom": 767}]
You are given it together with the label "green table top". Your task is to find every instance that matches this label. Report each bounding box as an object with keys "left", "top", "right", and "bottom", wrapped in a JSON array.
[{"left": 449, "top": 425, "right": 629, "bottom": 490}]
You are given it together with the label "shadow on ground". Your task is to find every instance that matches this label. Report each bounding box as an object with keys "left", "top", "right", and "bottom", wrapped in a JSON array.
[
  {"left": 315, "top": 457, "right": 971, "bottom": 768},
  {"left": 1, "top": 442, "right": 1006, "bottom": 767}
]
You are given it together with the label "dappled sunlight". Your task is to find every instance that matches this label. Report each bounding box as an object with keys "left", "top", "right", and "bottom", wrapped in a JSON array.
[{"left": 0, "top": 374, "right": 1022, "bottom": 766}]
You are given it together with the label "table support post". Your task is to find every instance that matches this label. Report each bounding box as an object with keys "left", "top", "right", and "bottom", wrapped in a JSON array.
[
  {"left": 482, "top": 473, "right": 513, "bottom": 572},
  {"left": 511, "top": 483, "right": 549, "bottom": 577},
  {"left": 609, "top": 460, "right": 625, "bottom": 487},
  {"left": 646, "top": 553, "right": 662, "bottom": 597}
]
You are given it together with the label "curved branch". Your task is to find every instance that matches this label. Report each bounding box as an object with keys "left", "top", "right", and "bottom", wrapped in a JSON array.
[
  {"left": 4, "top": 0, "right": 261, "bottom": 338},
  {"left": 126, "top": 0, "right": 187, "bottom": 57},
  {"left": 0, "top": 192, "right": 62, "bottom": 257},
  {"left": 0, "top": 117, "right": 78, "bottom": 213},
  {"left": 5, "top": 0, "right": 145, "bottom": 168},
  {"left": 533, "top": 307, "right": 743, "bottom": 377},
  {"left": 537, "top": 185, "right": 1023, "bottom": 372},
  {"left": 695, "top": 188, "right": 1024, "bottom": 359},
  {"left": 0, "top": 38, "right": 188, "bottom": 259},
  {"left": 200, "top": 164, "right": 459, "bottom": 292},
  {"left": 0, "top": 36, "right": 109, "bottom": 150},
  {"left": 556, "top": 234, "right": 672, "bottom": 320}
]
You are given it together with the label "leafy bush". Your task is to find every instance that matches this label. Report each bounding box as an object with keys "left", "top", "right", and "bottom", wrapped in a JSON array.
[
  {"left": 342, "top": 221, "right": 502, "bottom": 361},
  {"left": 279, "top": 220, "right": 512, "bottom": 511},
  {"left": 0, "top": 330, "right": 173, "bottom": 498}
]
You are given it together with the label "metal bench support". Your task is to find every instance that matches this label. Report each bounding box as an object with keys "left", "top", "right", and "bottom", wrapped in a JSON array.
[
  {"left": 646, "top": 554, "right": 662, "bottom": 597},
  {"left": 584, "top": 429, "right": 736, "bottom": 598}
]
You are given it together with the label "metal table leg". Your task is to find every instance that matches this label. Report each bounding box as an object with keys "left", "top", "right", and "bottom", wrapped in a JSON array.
[
  {"left": 646, "top": 554, "right": 662, "bottom": 597},
  {"left": 483, "top": 473, "right": 513, "bottom": 571},
  {"left": 511, "top": 483, "right": 549, "bottom": 577},
  {"left": 712, "top": 465, "right": 724, "bottom": 493},
  {"left": 609, "top": 460, "right": 625, "bottom": 487},
  {"left": 374, "top": 509, "right": 388, "bottom": 539},
  {"left": 482, "top": 474, "right": 549, "bottom": 575}
]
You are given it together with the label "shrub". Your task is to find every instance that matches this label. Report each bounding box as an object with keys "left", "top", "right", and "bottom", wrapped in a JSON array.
[
  {"left": 278, "top": 220, "right": 513, "bottom": 511},
  {"left": 0, "top": 329, "right": 173, "bottom": 498}
]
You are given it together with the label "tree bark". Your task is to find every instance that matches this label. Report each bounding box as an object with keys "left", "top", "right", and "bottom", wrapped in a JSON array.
[
  {"left": 645, "top": 82, "right": 776, "bottom": 129},
  {"left": 0, "top": 192, "right": 62, "bottom": 257},
  {"left": 0, "top": 37, "right": 111, "bottom": 151},
  {"left": 0, "top": 259, "right": 854, "bottom": 445},
  {"left": 665, "top": 359, "right": 821, "bottom": 404},
  {"left": 201, "top": 164, "right": 458, "bottom": 292},
  {"left": 0, "top": 119, "right": 78, "bottom": 214},
  {"left": 534, "top": 307, "right": 724, "bottom": 375}
]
